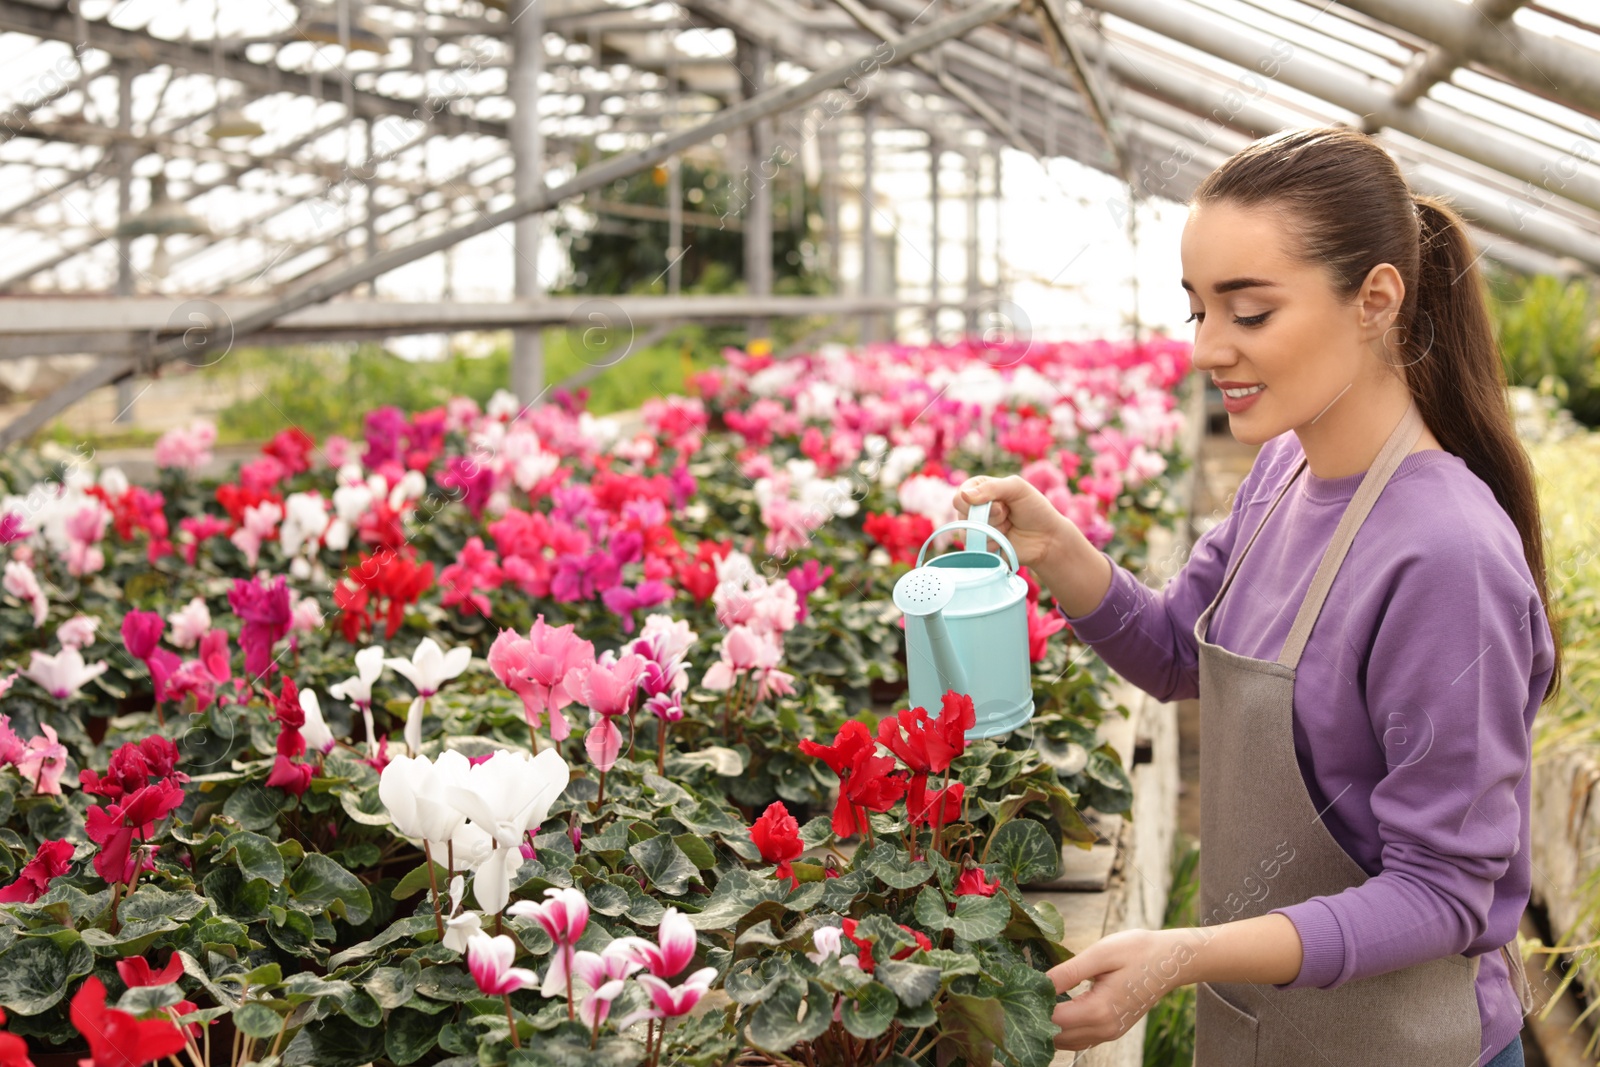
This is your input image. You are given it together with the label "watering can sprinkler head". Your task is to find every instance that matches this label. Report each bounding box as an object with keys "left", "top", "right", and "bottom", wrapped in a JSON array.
[{"left": 893, "top": 568, "right": 970, "bottom": 698}]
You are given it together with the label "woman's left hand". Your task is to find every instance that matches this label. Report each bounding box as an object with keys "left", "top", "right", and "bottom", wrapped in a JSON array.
[{"left": 1046, "top": 928, "right": 1186, "bottom": 1051}]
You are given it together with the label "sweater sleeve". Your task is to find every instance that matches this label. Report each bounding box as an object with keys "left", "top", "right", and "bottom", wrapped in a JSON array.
[
  {"left": 1268, "top": 525, "right": 1546, "bottom": 990},
  {"left": 1056, "top": 436, "right": 1283, "bottom": 703}
]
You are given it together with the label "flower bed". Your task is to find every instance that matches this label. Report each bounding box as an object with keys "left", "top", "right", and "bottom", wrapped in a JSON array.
[{"left": 0, "top": 337, "right": 1191, "bottom": 1065}]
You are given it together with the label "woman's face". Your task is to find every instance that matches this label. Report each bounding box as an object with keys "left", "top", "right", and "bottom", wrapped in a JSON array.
[{"left": 1179, "top": 200, "right": 1395, "bottom": 447}]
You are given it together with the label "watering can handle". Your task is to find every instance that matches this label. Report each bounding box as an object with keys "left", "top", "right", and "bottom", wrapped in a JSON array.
[
  {"left": 964, "top": 502, "right": 992, "bottom": 553},
  {"left": 917, "top": 513, "right": 1022, "bottom": 572}
]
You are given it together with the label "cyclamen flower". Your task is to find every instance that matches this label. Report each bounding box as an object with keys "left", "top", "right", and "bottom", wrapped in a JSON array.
[
  {"left": 799, "top": 720, "right": 909, "bottom": 839},
  {"left": 3, "top": 561, "right": 48, "bottom": 627},
  {"left": 0, "top": 839, "right": 73, "bottom": 903},
  {"left": 508, "top": 887, "right": 590, "bottom": 998},
  {"left": 750, "top": 801, "right": 804, "bottom": 889},
  {"left": 607, "top": 905, "right": 696, "bottom": 980},
  {"left": 955, "top": 866, "right": 1001, "bottom": 897},
  {"left": 443, "top": 749, "right": 571, "bottom": 914},
  {"left": 265, "top": 756, "right": 313, "bottom": 796},
  {"left": 116, "top": 954, "right": 183, "bottom": 988},
  {"left": 570, "top": 943, "right": 644, "bottom": 1028},
  {"left": 70, "top": 976, "right": 187, "bottom": 1067},
  {"left": 465, "top": 933, "right": 537, "bottom": 996},
  {"left": 487, "top": 617, "right": 594, "bottom": 742},
  {"left": 15, "top": 725, "right": 67, "bottom": 796},
  {"left": 153, "top": 420, "right": 216, "bottom": 472},
  {"left": 85, "top": 779, "right": 185, "bottom": 885},
  {"left": 298, "top": 689, "right": 337, "bottom": 755},
  {"left": 615, "top": 967, "right": 718, "bottom": 1030},
  {"left": 328, "top": 645, "right": 386, "bottom": 757},
  {"left": 56, "top": 615, "right": 99, "bottom": 649},
  {"left": 22, "top": 647, "right": 107, "bottom": 701},
  {"left": 120, "top": 611, "right": 164, "bottom": 662},
  {"left": 840, "top": 917, "right": 932, "bottom": 975},
  {"left": 227, "top": 575, "right": 292, "bottom": 680},
  {"left": 384, "top": 637, "right": 471, "bottom": 753}
]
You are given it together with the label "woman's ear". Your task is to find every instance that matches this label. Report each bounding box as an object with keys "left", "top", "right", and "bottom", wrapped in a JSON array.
[{"left": 1356, "top": 262, "right": 1406, "bottom": 346}]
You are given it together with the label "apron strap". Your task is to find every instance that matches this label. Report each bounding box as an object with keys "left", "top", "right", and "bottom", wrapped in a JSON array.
[
  {"left": 1197, "top": 452, "right": 1307, "bottom": 645},
  {"left": 1277, "top": 402, "right": 1424, "bottom": 670},
  {"left": 1501, "top": 940, "right": 1536, "bottom": 1015}
]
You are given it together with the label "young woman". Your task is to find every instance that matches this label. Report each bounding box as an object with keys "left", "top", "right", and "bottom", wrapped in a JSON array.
[{"left": 953, "top": 127, "right": 1561, "bottom": 1067}]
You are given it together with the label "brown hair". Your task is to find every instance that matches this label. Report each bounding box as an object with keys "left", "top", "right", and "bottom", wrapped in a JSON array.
[{"left": 1193, "top": 125, "right": 1563, "bottom": 702}]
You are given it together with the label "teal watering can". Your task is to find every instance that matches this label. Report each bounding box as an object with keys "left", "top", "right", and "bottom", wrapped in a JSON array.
[{"left": 891, "top": 502, "right": 1034, "bottom": 740}]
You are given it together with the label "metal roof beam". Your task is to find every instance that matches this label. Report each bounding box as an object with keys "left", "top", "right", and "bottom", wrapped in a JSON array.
[
  {"left": 1082, "top": 0, "right": 1600, "bottom": 216},
  {"left": 0, "top": 0, "right": 507, "bottom": 140},
  {"left": 0, "top": 0, "right": 1023, "bottom": 447},
  {"left": 1336, "top": 0, "right": 1600, "bottom": 119},
  {"left": 1384, "top": 0, "right": 1528, "bottom": 113}
]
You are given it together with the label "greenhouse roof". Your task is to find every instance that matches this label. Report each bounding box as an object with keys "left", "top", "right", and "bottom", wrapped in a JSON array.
[{"left": 0, "top": 0, "right": 1596, "bottom": 438}]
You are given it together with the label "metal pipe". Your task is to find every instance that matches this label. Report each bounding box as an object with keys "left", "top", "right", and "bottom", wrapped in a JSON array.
[{"left": 0, "top": 0, "right": 1026, "bottom": 448}]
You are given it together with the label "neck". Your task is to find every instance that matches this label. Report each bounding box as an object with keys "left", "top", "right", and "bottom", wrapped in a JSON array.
[{"left": 1292, "top": 376, "right": 1414, "bottom": 479}]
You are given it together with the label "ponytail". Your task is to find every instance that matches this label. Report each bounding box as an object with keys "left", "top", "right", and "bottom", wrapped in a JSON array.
[
  {"left": 1194, "top": 128, "right": 1563, "bottom": 702},
  {"left": 1407, "top": 194, "right": 1562, "bottom": 702}
]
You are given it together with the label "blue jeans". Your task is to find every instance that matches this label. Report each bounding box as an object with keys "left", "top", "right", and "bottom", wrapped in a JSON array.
[{"left": 1485, "top": 1036, "right": 1524, "bottom": 1067}]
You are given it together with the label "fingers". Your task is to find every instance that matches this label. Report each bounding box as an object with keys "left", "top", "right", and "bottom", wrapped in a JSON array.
[{"left": 1051, "top": 985, "right": 1131, "bottom": 1051}]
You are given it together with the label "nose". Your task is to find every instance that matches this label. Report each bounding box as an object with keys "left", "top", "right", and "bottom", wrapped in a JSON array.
[{"left": 1187, "top": 322, "right": 1235, "bottom": 376}]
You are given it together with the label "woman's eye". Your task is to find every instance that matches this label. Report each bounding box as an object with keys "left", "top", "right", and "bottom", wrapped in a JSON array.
[
  {"left": 1235, "top": 312, "right": 1270, "bottom": 327},
  {"left": 1184, "top": 311, "right": 1202, "bottom": 324}
]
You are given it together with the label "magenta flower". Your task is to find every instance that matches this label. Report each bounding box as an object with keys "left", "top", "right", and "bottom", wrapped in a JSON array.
[
  {"left": 466, "top": 932, "right": 538, "bottom": 996},
  {"left": 0, "top": 512, "right": 25, "bottom": 544},
  {"left": 441, "top": 456, "right": 495, "bottom": 519},
  {"left": 609, "top": 906, "right": 697, "bottom": 979},
  {"left": 786, "top": 560, "right": 834, "bottom": 623},
  {"left": 508, "top": 887, "right": 589, "bottom": 999},
  {"left": 227, "top": 575, "right": 292, "bottom": 679},
  {"left": 616, "top": 967, "right": 719, "bottom": 1029},
  {"left": 600, "top": 580, "right": 674, "bottom": 634},
  {"left": 439, "top": 536, "right": 504, "bottom": 617}
]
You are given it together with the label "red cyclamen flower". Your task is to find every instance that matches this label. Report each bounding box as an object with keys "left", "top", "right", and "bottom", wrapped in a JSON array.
[
  {"left": 750, "top": 801, "right": 805, "bottom": 889},
  {"left": 69, "top": 976, "right": 187, "bottom": 1067},
  {"left": 0, "top": 840, "right": 73, "bottom": 904}
]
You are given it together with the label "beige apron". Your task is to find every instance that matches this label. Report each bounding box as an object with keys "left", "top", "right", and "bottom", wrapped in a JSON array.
[{"left": 1191, "top": 401, "right": 1533, "bottom": 1066}]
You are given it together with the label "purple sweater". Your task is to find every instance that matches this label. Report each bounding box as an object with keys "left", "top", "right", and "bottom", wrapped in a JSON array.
[{"left": 1060, "top": 430, "right": 1554, "bottom": 1065}]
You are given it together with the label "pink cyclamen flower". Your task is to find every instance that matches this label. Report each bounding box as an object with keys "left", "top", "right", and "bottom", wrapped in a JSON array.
[
  {"left": 701, "top": 625, "right": 773, "bottom": 691},
  {"left": 3, "top": 560, "right": 48, "bottom": 627},
  {"left": 153, "top": 420, "right": 216, "bottom": 471},
  {"left": 167, "top": 598, "right": 211, "bottom": 650},
  {"left": 23, "top": 646, "right": 107, "bottom": 701},
  {"left": 584, "top": 718, "right": 622, "bottom": 773},
  {"left": 466, "top": 932, "right": 538, "bottom": 996},
  {"left": 571, "top": 943, "right": 644, "bottom": 1028},
  {"left": 507, "top": 887, "right": 589, "bottom": 998},
  {"left": 16, "top": 724, "right": 67, "bottom": 795},
  {"left": 616, "top": 967, "right": 719, "bottom": 1028},
  {"left": 644, "top": 692, "right": 683, "bottom": 724},
  {"left": 565, "top": 650, "right": 646, "bottom": 720},
  {"left": 57, "top": 615, "right": 99, "bottom": 650},
  {"left": 520, "top": 617, "right": 597, "bottom": 742},
  {"left": 608, "top": 905, "right": 697, "bottom": 980}
]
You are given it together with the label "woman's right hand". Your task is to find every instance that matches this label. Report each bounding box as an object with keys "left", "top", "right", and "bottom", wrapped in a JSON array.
[{"left": 951, "top": 475, "right": 1075, "bottom": 572}]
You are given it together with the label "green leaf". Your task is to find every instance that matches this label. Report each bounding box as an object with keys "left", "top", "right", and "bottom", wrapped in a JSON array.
[
  {"left": 118, "top": 885, "right": 205, "bottom": 924},
  {"left": 988, "top": 959, "right": 1060, "bottom": 1066},
  {"left": 223, "top": 785, "right": 285, "bottom": 832},
  {"left": 0, "top": 939, "right": 71, "bottom": 1015},
  {"left": 674, "top": 832, "right": 717, "bottom": 870},
  {"left": 745, "top": 979, "right": 831, "bottom": 1053},
  {"left": 281, "top": 1015, "right": 385, "bottom": 1067},
  {"left": 913, "top": 886, "right": 949, "bottom": 930},
  {"left": 232, "top": 1002, "right": 284, "bottom": 1040},
  {"left": 948, "top": 895, "right": 1011, "bottom": 941},
  {"left": 987, "top": 819, "right": 1060, "bottom": 885},
  {"left": 116, "top": 985, "right": 183, "bottom": 1013},
  {"left": 874, "top": 959, "right": 941, "bottom": 1008},
  {"left": 385, "top": 1007, "right": 439, "bottom": 1065},
  {"left": 222, "top": 831, "right": 287, "bottom": 886},
  {"left": 203, "top": 867, "right": 270, "bottom": 921},
  {"left": 415, "top": 966, "right": 481, "bottom": 1002},
  {"left": 628, "top": 835, "right": 699, "bottom": 897},
  {"left": 862, "top": 843, "right": 932, "bottom": 889},
  {"left": 938, "top": 993, "right": 1006, "bottom": 1066},
  {"left": 390, "top": 860, "right": 447, "bottom": 901},
  {"left": 338, "top": 787, "right": 392, "bottom": 826},
  {"left": 363, "top": 962, "right": 420, "bottom": 1010},
  {"left": 841, "top": 982, "right": 898, "bottom": 1039},
  {"left": 290, "top": 853, "right": 373, "bottom": 925}
]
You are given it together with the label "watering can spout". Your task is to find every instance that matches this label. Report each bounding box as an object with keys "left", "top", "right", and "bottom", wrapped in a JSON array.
[{"left": 918, "top": 611, "right": 969, "bottom": 698}]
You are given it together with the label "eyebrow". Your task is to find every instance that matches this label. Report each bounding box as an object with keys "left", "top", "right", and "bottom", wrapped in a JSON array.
[{"left": 1180, "top": 277, "right": 1279, "bottom": 294}]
